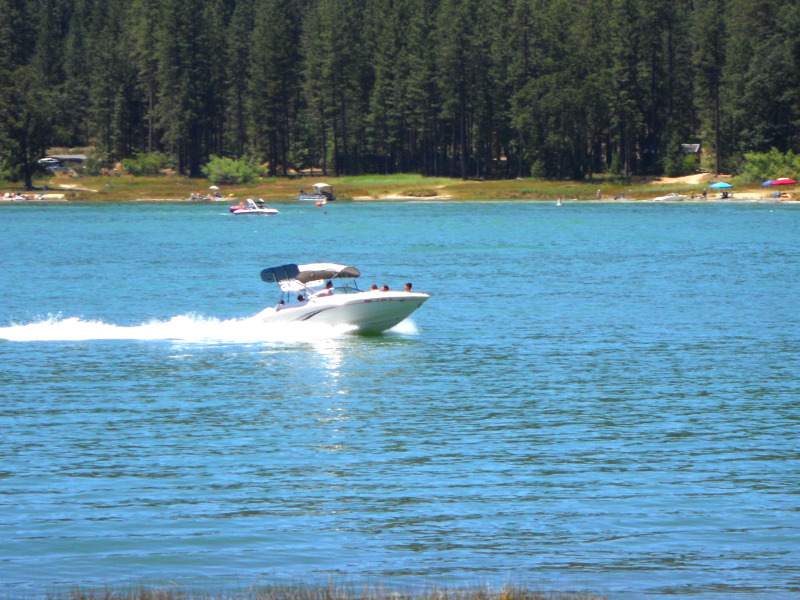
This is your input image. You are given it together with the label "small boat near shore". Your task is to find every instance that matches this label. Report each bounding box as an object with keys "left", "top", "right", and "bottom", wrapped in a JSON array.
[
  {"left": 652, "top": 192, "right": 688, "bottom": 202},
  {"left": 230, "top": 198, "right": 279, "bottom": 215},
  {"left": 256, "top": 262, "right": 429, "bottom": 333},
  {"left": 297, "top": 182, "right": 335, "bottom": 203}
]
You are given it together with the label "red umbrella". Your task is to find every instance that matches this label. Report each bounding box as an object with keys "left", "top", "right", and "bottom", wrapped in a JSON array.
[{"left": 769, "top": 177, "right": 797, "bottom": 185}]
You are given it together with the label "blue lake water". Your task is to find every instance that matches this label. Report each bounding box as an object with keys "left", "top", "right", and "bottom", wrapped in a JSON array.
[{"left": 1, "top": 200, "right": 799, "bottom": 599}]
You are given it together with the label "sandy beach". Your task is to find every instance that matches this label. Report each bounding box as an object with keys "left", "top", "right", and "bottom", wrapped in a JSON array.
[{"left": 2, "top": 172, "right": 798, "bottom": 203}]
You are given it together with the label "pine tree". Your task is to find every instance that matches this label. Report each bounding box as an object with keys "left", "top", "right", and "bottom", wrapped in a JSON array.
[
  {"left": 0, "top": 0, "right": 59, "bottom": 187},
  {"left": 364, "top": 0, "right": 409, "bottom": 174},
  {"left": 129, "top": 0, "right": 164, "bottom": 154},
  {"left": 0, "top": 65, "right": 59, "bottom": 188},
  {"left": 153, "top": 0, "right": 225, "bottom": 176},
  {"left": 404, "top": 0, "right": 441, "bottom": 175},
  {"left": 725, "top": 0, "right": 796, "bottom": 156},
  {"left": 606, "top": 0, "right": 645, "bottom": 176},
  {"left": 248, "top": 0, "right": 303, "bottom": 175},
  {"left": 436, "top": 0, "right": 478, "bottom": 178},
  {"left": 302, "top": 0, "right": 371, "bottom": 174},
  {"left": 225, "top": 0, "right": 256, "bottom": 157},
  {"left": 693, "top": 0, "right": 727, "bottom": 174}
]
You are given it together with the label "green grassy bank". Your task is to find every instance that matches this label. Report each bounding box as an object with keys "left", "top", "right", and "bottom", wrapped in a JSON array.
[{"left": 1, "top": 172, "right": 757, "bottom": 202}]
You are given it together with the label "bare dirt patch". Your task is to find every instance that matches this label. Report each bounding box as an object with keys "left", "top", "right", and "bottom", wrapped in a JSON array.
[
  {"left": 57, "top": 184, "right": 99, "bottom": 192},
  {"left": 649, "top": 173, "right": 725, "bottom": 186}
]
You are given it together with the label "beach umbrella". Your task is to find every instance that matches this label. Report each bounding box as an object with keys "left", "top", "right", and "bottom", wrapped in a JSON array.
[
  {"left": 761, "top": 180, "right": 774, "bottom": 186},
  {"left": 769, "top": 177, "right": 796, "bottom": 185},
  {"left": 709, "top": 181, "right": 733, "bottom": 189}
]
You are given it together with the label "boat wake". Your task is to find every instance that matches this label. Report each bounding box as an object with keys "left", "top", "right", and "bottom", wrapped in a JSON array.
[{"left": 0, "top": 313, "right": 371, "bottom": 344}]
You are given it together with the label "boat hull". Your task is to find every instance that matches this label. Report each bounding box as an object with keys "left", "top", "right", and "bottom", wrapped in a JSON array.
[
  {"left": 231, "top": 208, "right": 279, "bottom": 215},
  {"left": 256, "top": 291, "right": 429, "bottom": 333},
  {"left": 297, "top": 193, "right": 331, "bottom": 203},
  {"left": 652, "top": 193, "right": 688, "bottom": 202}
]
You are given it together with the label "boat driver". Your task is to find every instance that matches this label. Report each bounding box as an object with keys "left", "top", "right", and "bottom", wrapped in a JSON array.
[{"left": 316, "top": 281, "right": 335, "bottom": 297}]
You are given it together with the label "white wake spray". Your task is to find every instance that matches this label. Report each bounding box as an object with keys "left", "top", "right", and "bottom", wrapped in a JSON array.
[{"left": 0, "top": 314, "right": 360, "bottom": 343}]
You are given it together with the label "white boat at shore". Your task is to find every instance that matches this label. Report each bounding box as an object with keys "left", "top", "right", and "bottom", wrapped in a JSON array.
[
  {"left": 297, "top": 182, "right": 335, "bottom": 203},
  {"left": 256, "top": 262, "right": 429, "bottom": 333},
  {"left": 652, "top": 192, "right": 688, "bottom": 202},
  {"left": 229, "top": 198, "right": 279, "bottom": 215}
]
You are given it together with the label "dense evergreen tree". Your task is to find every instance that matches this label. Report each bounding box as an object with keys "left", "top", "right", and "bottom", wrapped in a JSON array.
[
  {"left": 84, "top": 0, "right": 144, "bottom": 160},
  {"left": 0, "top": 0, "right": 60, "bottom": 187},
  {"left": 248, "top": 0, "right": 303, "bottom": 175},
  {"left": 303, "top": 0, "right": 371, "bottom": 175},
  {"left": 0, "top": 65, "right": 59, "bottom": 188},
  {"left": 153, "top": 0, "right": 225, "bottom": 176},
  {"left": 5, "top": 0, "right": 800, "bottom": 181},
  {"left": 364, "top": 0, "right": 411, "bottom": 174},
  {"left": 129, "top": 0, "right": 162, "bottom": 154},
  {"left": 403, "top": 0, "right": 441, "bottom": 175},
  {"left": 693, "top": 0, "right": 727, "bottom": 174},
  {"left": 225, "top": 0, "right": 257, "bottom": 157},
  {"left": 436, "top": 0, "right": 479, "bottom": 179},
  {"left": 725, "top": 0, "right": 799, "bottom": 159}
]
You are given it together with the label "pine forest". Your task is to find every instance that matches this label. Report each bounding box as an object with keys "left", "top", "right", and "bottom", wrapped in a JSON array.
[{"left": 2, "top": 0, "right": 800, "bottom": 187}]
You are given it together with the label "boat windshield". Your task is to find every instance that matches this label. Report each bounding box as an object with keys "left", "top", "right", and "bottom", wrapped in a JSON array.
[{"left": 262, "top": 263, "right": 361, "bottom": 305}]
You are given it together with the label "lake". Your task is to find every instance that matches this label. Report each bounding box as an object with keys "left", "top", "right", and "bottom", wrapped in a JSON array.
[{"left": 1, "top": 200, "right": 798, "bottom": 599}]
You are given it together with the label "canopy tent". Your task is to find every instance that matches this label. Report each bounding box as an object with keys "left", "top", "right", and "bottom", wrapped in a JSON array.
[
  {"left": 260, "top": 263, "right": 360, "bottom": 284},
  {"left": 312, "top": 183, "right": 332, "bottom": 193},
  {"left": 261, "top": 264, "right": 300, "bottom": 283},
  {"left": 296, "top": 263, "right": 360, "bottom": 283}
]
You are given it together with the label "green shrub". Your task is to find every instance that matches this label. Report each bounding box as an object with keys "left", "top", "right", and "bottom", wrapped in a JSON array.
[
  {"left": 0, "top": 155, "right": 21, "bottom": 182},
  {"left": 202, "top": 156, "right": 258, "bottom": 185},
  {"left": 121, "top": 153, "right": 166, "bottom": 176},
  {"left": 739, "top": 148, "right": 797, "bottom": 183},
  {"left": 83, "top": 152, "right": 110, "bottom": 176},
  {"left": 609, "top": 154, "right": 624, "bottom": 177},
  {"left": 664, "top": 152, "right": 698, "bottom": 177},
  {"left": 530, "top": 159, "right": 546, "bottom": 179}
]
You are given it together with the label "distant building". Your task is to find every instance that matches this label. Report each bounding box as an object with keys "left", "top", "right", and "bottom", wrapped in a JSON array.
[
  {"left": 681, "top": 144, "right": 700, "bottom": 154},
  {"left": 38, "top": 154, "right": 86, "bottom": 172},
  {"left": 46, "top": 154, "right": 87, "bottom": 165}
]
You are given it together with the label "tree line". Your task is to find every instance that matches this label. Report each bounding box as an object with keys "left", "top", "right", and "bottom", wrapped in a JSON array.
[{"left": 2, "top": 0, "right": 800, "bottom": 188}]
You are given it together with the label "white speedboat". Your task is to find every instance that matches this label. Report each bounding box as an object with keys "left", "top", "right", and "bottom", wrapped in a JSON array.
[
  {"left": 652, "top": 192, "right": 688, "bottom": 202},
  {"left": 255, "top": 262, "right": 429, "bottom": 333},
  {"left": 297, "top": 182, "right": 335, "bottom": 203},
  {"left": 230, "top": 198, "right": 279, "bottom": 215}
]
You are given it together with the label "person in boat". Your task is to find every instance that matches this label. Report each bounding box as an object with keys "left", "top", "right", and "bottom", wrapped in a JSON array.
[
  {"left": 381, "top": 285, "right": 389, "bottom": 292},
  {"left": 371, "top": 284, "right": 379, "bottom": 290},
  {"left": 316, "top": 281, "right": 334, "bottom": 297},
  {"left": 297, "top": 294, "right": 305, "bottom": 302},
  {"left": 404, "top": 282, "right": 413, "bottom": 292}
]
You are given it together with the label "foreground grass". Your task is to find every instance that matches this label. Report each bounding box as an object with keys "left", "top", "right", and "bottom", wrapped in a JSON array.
[
  {"left": 51, "top": 584, "right": 606, "bottom": 600},
  {"left": 2, "top": 172, "right": 754, "bottom": 202}
]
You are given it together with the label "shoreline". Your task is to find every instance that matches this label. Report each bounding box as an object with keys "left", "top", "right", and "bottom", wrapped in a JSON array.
[
  {"left": 3, "top": 194, "right": 798, "bottom": 204},
  {"left": 2, "top": 172, "right": 798, "bottom": 204}
]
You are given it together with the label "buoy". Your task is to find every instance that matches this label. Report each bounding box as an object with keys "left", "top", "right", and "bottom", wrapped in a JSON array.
[{"left": 316, "top": 201, "right": 323, "bottom": 207}]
